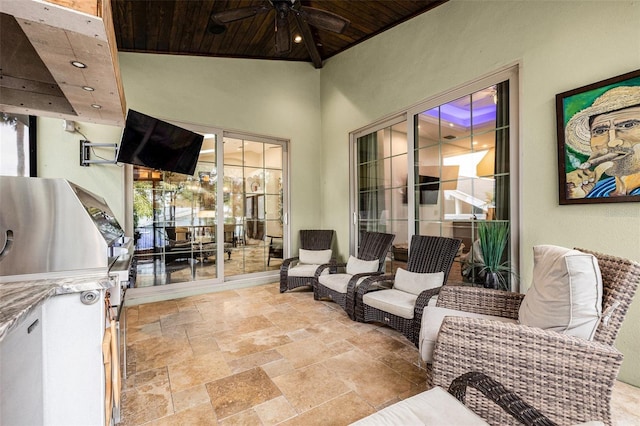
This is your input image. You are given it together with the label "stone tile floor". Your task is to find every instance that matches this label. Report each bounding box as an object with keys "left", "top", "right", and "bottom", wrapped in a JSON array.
[{"left": 121, "top": 283, "right": 640, "bottom": 425}]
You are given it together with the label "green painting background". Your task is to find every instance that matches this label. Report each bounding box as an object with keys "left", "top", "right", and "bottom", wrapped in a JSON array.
[{"left": 562, "top": 76, "right": 640, "bottom": 171}]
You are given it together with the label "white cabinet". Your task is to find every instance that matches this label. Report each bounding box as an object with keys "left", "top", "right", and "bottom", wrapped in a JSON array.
[
  {"left": 42, "top": 291, "right": 106, "bottom": 426},
  {"left": 0, "top": 304, "right": 44, "bottom": 425},
  {"left": 0, "top": 289, "right": 107, "bottom": 426}
]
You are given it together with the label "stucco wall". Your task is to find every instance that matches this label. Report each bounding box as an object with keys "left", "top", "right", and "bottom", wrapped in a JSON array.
[
  {"left": 320, "top": 0, "right": 640, "bottom": 384},
  {"left": 37, "top": 118, "right": 125, "bottom": 224},
  {"left": 117, "top": 53, "right": 323, "bottom": 251}
]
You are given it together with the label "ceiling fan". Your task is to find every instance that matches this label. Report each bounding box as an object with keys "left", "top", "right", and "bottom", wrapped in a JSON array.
[{"left": 209, "top": 0, "right": 350, "bottom": 58}]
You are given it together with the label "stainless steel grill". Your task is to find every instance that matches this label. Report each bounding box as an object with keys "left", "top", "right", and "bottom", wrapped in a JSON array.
[{"left": 0, "top": 177, "right": 128, "bottom": 279}]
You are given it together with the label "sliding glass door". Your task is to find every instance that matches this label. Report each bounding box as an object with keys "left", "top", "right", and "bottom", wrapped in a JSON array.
[
  {"left": 132, "top": 129, "right": 288, "bottom": 287},
  {"left": 352, "top": 68, "right": 519, "bottom": 289}
]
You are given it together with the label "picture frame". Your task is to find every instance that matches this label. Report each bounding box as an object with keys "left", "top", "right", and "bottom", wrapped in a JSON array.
[{"left": 555, "top": 69, "right": 640, "bottom": 205}]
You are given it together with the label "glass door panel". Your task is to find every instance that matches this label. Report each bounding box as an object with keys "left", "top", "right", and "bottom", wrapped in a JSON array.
[
  {"left": 223, "top": 135, "right": 285, "bottom": 277},
  {"left": 132, "top": 134, "right": 221, "bottom": 286},
  {"left": 355, "top": 119, "right": 408, "bottom": 273},
  {"left": 414, "top": 82, "right": 512, "bottom": 287}
]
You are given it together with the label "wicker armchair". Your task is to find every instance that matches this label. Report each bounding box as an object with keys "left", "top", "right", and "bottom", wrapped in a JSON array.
[
  {"left": 314, "top": 231, "right": 395, "bottom": 319},
  {"left": 355, "top": 235, "right": 461, "bottom": 345},
  {"left": 279, "top": 229, "right": 335, "bottom": 293},
  {"left": 429, "top": 248, "right": 640, "bottom": 426}
]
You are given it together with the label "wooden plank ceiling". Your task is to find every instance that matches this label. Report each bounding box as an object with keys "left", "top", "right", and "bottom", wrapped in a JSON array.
[{"left": 112, "top": 0, "right": 447, "bottom": 68}]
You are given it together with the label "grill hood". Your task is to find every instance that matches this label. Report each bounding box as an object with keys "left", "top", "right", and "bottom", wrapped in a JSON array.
[{"left": 0, "top": 176, "right": 125, "bottom": 281}]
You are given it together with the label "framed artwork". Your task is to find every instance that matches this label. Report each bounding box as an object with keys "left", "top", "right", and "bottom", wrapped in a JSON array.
[{"left": 556, "top": 69, "right": 640, "bottom": 204}]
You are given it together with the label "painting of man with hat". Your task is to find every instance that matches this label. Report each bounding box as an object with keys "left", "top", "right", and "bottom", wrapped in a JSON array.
[{"left": 558, "top": 70, "right": 640, "bottom": 203}]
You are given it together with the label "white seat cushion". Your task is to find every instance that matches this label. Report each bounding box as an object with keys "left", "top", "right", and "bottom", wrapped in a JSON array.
[
  {"left": 318, "top": 273, "right": 367, "bottom": 293},
  {"left": 518, "top": 245, "right": 603, "bottom": 340},
  {"left": 288, "top": 264, "right": 328, "bottom": 277},
  {"left": 299, "top": 248, "right": 332, "bottom": 265},
  {"left": 363, "top": 289, "right": 418, "bottom": 319},
  {"left": 350, "top": 386, "right": 489, "bottom": 425},
  {"left": 419, "top": 306, "right": 517, "bottom": 363},
  {"left": 394, "top": 268, "right": 444, "bottom": 295}
]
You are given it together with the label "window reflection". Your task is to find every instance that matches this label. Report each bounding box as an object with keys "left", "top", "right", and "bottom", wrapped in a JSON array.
[{"left": 0, "top": 113, "right": 35, "bottom": 176}]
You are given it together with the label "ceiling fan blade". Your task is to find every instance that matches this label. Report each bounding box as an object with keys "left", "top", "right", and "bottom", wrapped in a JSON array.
[
  {"left": 275, "top": 14, "right": 291, "bottom": 54},
  {"left": 292, "top": 13, "right": 322, "bottom": 68},
  {"left": 212, "top": 5, "right": 270, "bottom": 24},
  {"left": 298, "top": 6, "right": 350, "bottom": 33}
]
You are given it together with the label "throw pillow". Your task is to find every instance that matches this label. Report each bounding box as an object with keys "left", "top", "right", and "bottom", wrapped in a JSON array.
[
  {"left": 346, "top": 255, "right": 379, "bottom": 275},
  {"left": 298, "top": 249, "right": 332, "bottom": 265},
  {"left": 518, "top": 245, "right": 603, "bottom": 340},
  {"left": 394, "top": 268, "right": 445, "bottom": 295}
]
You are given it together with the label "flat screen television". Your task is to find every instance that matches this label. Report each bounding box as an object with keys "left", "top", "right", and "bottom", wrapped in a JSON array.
[
  {"left": 116, "top": 109, "right": 204, "bottom": 175},
  {"left": 403, "top": 175, "right": 440, "bottom": 204}
]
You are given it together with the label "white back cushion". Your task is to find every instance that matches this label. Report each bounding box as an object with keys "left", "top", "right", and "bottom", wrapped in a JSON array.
[
  {"left": 346, "top": 255, "right": 379, "bottom": 275},
  {"left": 394, "top": 268, "right": 444, "bottom": 295},
  {"left": 298, "top": 248, "right": 332, "bottom": 265},
  {"left": 518, "top": 245, "right": 603, "bottom": 340}
]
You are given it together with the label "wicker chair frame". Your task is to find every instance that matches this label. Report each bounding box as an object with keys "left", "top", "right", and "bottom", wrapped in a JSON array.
[
  {"left": 355, "top": 235, "right": 462, "bottom": 345},
  {"left": 430, "top": 248, "right": 640, "bottom": 426},
  {"left": 279, "top": 230, "right": 335, "bottom": 293},
  {"left": 448, "top": 372, "right": 556, "bottom": 426},
  {"left": 313, "top": 231, "right": 395, "bottom": 319}
]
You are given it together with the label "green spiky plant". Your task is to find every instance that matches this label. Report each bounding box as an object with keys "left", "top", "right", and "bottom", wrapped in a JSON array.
[{"left": 476, "top": 221, "right": 517, "bottom": 291}]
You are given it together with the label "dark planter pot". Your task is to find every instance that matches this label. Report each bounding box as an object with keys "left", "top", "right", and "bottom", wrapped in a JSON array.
[{"left": 484, "top": 271, "right": 501, "bottom": 289}]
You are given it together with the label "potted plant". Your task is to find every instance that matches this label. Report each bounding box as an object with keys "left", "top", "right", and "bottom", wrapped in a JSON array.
[{"left": 473, "top": 221, "right": 517, "bottom": 290}]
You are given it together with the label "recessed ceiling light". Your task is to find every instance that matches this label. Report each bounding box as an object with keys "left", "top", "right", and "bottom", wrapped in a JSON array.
[
  {"left": 82, "top": 86, "right": 95, "bottom": 91},
  {"left": 91, "top": 104, "right": 102, "bottom": 109},
  {"left": 449, "top": 123, "right": 454, "bottom": 127},
  {"left": 293, "top": 34, "right": 302, "bottom": 43},
  {"left": 71, "top": 61, "right": 87, "bottom": 68},
  {"left": 472, "top": 141, "right": 478, "bottom": 145}
]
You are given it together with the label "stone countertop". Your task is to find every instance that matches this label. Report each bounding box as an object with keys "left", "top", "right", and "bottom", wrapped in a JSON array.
[{"left": 0, "top": 274, "right": 113, "bottom": 342}]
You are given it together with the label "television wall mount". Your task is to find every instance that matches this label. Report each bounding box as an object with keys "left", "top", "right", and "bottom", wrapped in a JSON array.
[{"left": 80, "top": 140, "right": 118, "bottom": 167}]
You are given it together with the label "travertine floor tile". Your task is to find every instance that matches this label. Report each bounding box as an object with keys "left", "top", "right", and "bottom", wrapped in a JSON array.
[
  {"left": 168, "top": 351, "right": 232, "bottom": 392},
  {"left": 278, "top": 391, "right": 375, "bottom": 426},
  {"left": 144, "top": 402, "right": 217, "bottom": 426},
  {"left": 272, "top": 362, "right": 351, "bottom": 413},
  {"left": 171, "top": 384, "right": 211, "bottom": 413},
  {"left": 205, "top": 367, "right": 281, "bottom": 419},
  {"left": 275, "top": 337, "right": 335, "bottom": 369},
  {"left": 122, "top": 282, "right": 640, "bottom": 426},
  {"left": 323, "top": 349, "right": 415, "bottom": 408},
  {"left": 254, "top": 395, "right": 297, "bottom": 425}
]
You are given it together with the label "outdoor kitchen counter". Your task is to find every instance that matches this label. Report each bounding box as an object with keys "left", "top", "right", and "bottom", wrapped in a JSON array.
[{"left": 0, "top": 274, "right": 112, "bottom": 342}]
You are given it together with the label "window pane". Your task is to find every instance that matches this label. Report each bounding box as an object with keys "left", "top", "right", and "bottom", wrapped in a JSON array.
[
  {"left": 471, "top": 86, "right": 497, "bottom": 133},
  {"left": 441, "top": 95, "right": 471, "bottom": 140},
  {"left": 390, "top": 122, "right": 408, "bottom": 156},
  {"left": 1, "top": 113, "right": 32, "bottom": 176}
]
